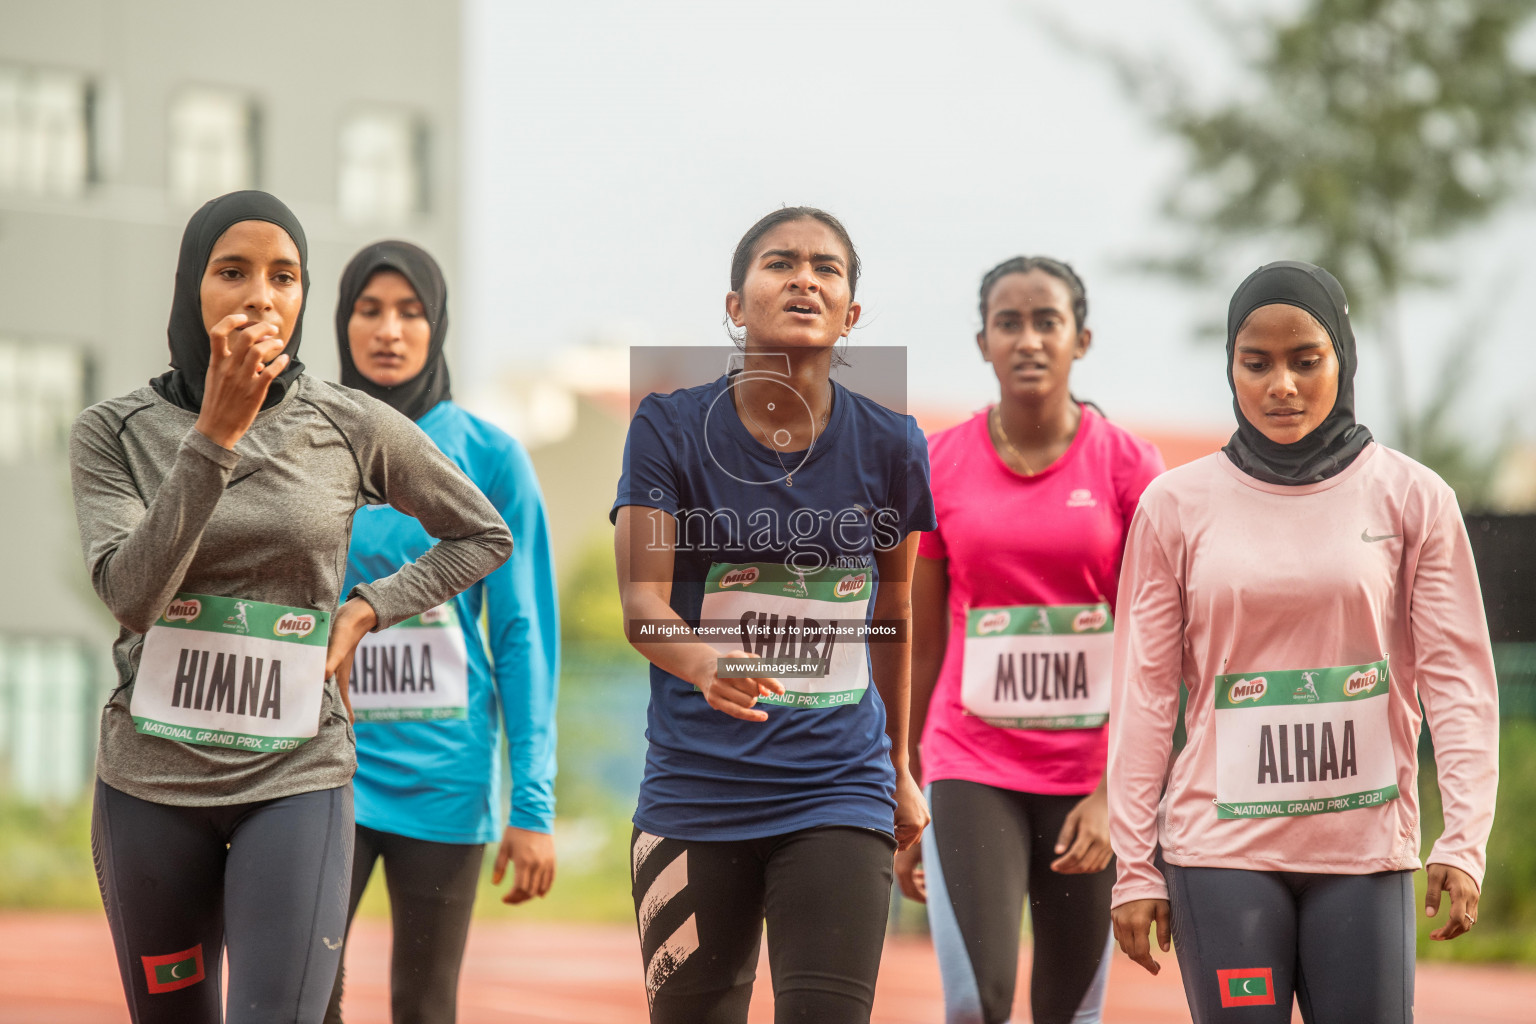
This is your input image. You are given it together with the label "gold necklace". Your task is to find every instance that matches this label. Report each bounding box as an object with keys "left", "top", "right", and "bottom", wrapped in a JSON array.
[
  {"left": 990, "top": 406, "right": 1036, "bottom": 476},
  {"left": 995, "top": 402, "right": 1081, "bottom": 478},
  {"left": 740, "top": 386, "right": 833, "bottom": 487},
  {"left": 992, "top": 404, "right": 1085, "bottom": 477}
]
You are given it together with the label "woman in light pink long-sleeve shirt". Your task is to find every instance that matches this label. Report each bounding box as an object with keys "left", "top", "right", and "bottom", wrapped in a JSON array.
[{"left": 1107, "top": 261, "right": 1498, "bottom": 1024}]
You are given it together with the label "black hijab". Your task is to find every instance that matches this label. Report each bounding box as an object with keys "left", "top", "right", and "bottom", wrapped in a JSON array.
[
  {"left": 152, "top": 190, "right": 309, "bottom": 412},
  {"left": 1222, "top": 260, "right": 1373, "bottom": 485},
  {"left": 335, "top": 241, "right": 452, "bottom": 422}
]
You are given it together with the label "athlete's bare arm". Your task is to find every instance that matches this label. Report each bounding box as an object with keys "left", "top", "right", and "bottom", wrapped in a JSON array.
[
  {"left": 871, "top": 533, "right": 930, "bottom": 853},
  {"left": 895, "top": 554, "right": 949, "bottom": 898},
  {"left": 614, "top": 506, "right": 782, "bottom": 722}
]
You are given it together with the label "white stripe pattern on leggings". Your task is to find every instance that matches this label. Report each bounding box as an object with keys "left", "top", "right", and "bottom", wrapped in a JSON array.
[
  {"left": 644, "top": 914, "right": 700, "bottom": 1005},
  {"left": 632, "top": 830, "right": 665, "bottom": 881},
  {"left": 634, "top": 833, "right": 699, "bottom": 1006}
]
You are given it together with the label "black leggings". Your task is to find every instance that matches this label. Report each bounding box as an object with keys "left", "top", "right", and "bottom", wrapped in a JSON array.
[
  {"left": 1165, "top": 861, "right": 1414, "bottom": 1023},
  {"left": 324, "top": 825, "right": 486, "bottom": 1024},
  {"left": 91, "top": 777, "right": 353, "bottom": 1024},
  {"left": 630, "top": 825, "right": 897, "bottom": 1024},
  {"left": 924, "top": 780, "right": 1114, "bottom": 1024}
]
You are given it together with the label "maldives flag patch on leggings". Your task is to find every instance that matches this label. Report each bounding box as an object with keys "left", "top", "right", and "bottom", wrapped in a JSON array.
[
  {"left": 1217, "top": 967, "right": 1275, "bottom": 1007},
  {"left": 142, "top": 944, "right": 205, "bottom": 994}
]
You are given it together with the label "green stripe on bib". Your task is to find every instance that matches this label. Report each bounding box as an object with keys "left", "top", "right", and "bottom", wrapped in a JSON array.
[
  {"left": 1217, "top": 784, "right": 1400, "bottom": 819},
  {"left": 704, "top": 562, "right": 871, "bottom": 603},
  {"left": 965, "top": 603, "right": 1112, "bottom": 638},
  {"left": 130, "top": 718, "right": 313, "bottom": 753},
  {"left": 1214, "top": 659, "right": 1389, "bottom": 710},
  {"left": 757, "top": 688, "right": 866, "bottom": 709},
  {"left": 155, "top": 593, "right": 329, "bottom": 647},
  {"left": 353, "top": 706, "right": 467, "bottom": 722},
  {"left": 972, "top": 712, "right": 1109, "bottom": 730}
]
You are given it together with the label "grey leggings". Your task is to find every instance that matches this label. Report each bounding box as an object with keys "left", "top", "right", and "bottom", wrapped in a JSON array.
[
  {"left": 1164, "top": 861, "right": 1414, "bottom": 1023},
  {"left": 92, "top": 777, "right": 353, "bottom": 1024}
]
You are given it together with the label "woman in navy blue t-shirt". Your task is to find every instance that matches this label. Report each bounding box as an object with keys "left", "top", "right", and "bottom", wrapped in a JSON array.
[{"left": 612, "top": 206, "right": 936, "bottom": 1023}]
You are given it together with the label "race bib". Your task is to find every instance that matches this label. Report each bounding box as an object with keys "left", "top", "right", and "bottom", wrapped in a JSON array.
[
  {"left": 132, "top": 593, "right": 329, "bottom": 752},
  {"left": 348, "top": 603, "right": 470, "bottom": 722},
  {"left": 1214, "top": 658, "right": 1398, "bottom": 819},
  {"left": 960, "top": 603, "right": 1113, "bottom": 729},
  {"left": 699, "top": 562, "right": 872, "bottom": 709}
]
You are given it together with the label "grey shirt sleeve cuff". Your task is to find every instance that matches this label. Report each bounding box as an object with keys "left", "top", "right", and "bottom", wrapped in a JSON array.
[
  {"left": 347, "top": 582, "right": 400, "bottom": 631},
  {"left": 181, "top": 426, "right": 243, "bottom": 472}
]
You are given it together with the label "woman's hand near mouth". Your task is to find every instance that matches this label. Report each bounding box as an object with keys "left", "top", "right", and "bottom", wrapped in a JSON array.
[{"left": 195, "top": 313, "right": 288, "bottom": 450}]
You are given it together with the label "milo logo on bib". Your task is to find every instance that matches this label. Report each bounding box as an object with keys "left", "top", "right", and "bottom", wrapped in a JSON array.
[
  {"left": 349, "top": 603, "right": 471, "bottom": 722},
  {"left": 274, "top": 614, "right": 317, "bottom": 638},
  {"left": 1214, "top": 657, "right": 1397, "bottom": 819},
  {"left": 960, "top": 603, "right": 1113, "bottom": 729},
  {"left": 132, "top": 593, "right": 330, "bottom": 753},
  {"left": 164, "top": 598, "right": 201, "bottom": 622},
  {"left": 699, "top": 561, "right": 871, "bottom": 709}
]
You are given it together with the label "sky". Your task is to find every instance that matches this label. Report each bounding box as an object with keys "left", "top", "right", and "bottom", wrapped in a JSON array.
[{"left": 460, "top": 0, "right": 1536, "bottom": 447}]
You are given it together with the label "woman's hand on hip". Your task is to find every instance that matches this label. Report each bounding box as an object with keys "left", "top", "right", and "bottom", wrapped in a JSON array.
[
  {"left": 325, "top": 597, "right": 377, "bottom": 723},
  {"left": 195, "top": 313, "right": 289, "bottom": 450}
]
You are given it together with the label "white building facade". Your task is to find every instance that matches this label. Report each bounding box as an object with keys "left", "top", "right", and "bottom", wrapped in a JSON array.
[{"left": 0, "top": 0, "right": 462, "bottom": 801}]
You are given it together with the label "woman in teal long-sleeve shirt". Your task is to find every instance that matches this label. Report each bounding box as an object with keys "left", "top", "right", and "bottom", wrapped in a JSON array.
[{"left": 324, "top": 240, "right": 560, "bottom": 1024}]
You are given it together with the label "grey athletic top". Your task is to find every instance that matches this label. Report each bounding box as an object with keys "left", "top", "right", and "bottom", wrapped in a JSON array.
[{"left": 69, "top": 374, "right": 513, "bottom": 807}]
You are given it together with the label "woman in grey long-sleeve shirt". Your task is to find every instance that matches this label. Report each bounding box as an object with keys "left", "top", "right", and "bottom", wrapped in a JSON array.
[{"left": 70, "top": 191, "right": 512, "bottom": 1024}]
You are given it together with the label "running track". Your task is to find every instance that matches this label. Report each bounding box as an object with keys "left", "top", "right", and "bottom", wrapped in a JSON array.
[{"left": 2, "top": 913, "right": 1531, "bottom": 1023}]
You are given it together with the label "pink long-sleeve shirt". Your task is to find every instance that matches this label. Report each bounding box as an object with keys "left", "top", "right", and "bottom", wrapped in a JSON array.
[{"left": 1108, "top": 444, "right": 1499, "bottom": 908}]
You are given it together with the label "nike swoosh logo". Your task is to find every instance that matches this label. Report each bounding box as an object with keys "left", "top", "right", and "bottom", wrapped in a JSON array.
[
  {"left": 1361, "top": 529, "right": 1399, "bottom": 543},
  {"left": 226, "top": 470, "right": 261, "bottom": 490}
]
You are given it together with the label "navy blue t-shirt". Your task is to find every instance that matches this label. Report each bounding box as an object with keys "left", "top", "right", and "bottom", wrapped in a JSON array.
[{"left": 611, "top": 373, "right": 936, "bottom": 840}]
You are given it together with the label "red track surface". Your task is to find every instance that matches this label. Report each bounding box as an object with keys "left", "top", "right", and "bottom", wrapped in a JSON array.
[{"left": 2, "top": 912, "right": 1532, "bottom": 1023}]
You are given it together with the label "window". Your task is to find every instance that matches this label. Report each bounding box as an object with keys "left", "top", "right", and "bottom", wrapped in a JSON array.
[
  {"left": 0, "top": 337, "right": 88, "bottom": 463},
  {"left": 168, "top": 86, "right": 258, "bottom": 205},
  {"left": 338, "top": 108, "right": 427, "bottom": 225},
  {"left": 0, "top": 63, "right": 95, "bottom": 196},
  {"left": 0, "top": 634, "right": 100, "bottom": 803}
]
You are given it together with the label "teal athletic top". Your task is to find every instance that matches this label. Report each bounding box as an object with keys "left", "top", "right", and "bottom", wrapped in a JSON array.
[{"left": 344, "top": 399, "right": 559, "bottom": 842}]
